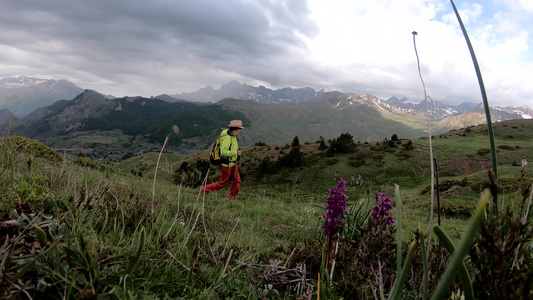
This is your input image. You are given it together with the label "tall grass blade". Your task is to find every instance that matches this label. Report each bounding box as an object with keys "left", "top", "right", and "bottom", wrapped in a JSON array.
[
  {"left": 418, "top": 228, "right": 428, "bottom": 300},
  {"left": 433, "top": 226, "right": 474, "bottom": 300},
  {"left": 388, "top": 241, "right": 416, "bottom": 300},
  {"left": 395, "top": 184, "right": 402, "bottom": 276},
  {"left": 450, "top": 0, "right": 497, "bottom": 178},
  {"left": 430, "top": 188, "right": 490, "bottom": 300},
  {"left": 126, "top": 226, "right": 145, "bottom": 275},
  {"left": 524, "top": 187, "right": 533, "bottom": 224},
  {"left": 152, "top": 136, "right": 169, "bottom": 224}
]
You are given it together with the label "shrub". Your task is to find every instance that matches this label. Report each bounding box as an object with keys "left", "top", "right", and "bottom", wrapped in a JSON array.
[
  {"left": 291, "top": 136, "right": 300, "bottom": 148},
  {"left": 194, "top": 158, "right": 211, "bottom": 179},
  {"left": 471, "top": 177, "right": 532, "bottom": 194},
  {"left": 497, "top": 144, "right": 516, "bottom": 151},
  {"left": 470, "top": 205, "right": 533, "bottom": 299},
  {"left": 2, "top": 136, "right": 62, "bottom": 163},
  {"left": 405, "top": 140, "right": 414, "bottom": 150},
  {"left": 477, "top": 149, "right": 491, "bottom": 156},
  {"left": 372, "top": 153, "right": 385, "bottom": 160},
  {"left": 347, "top": 159, "right": 364, "bottom": 168},
  {"left": 327, "top": 133, "right": 356, "bottom": 156},
  {"left": 254, "top": 156, "right": 279, "bottom": 177},
  {"left": 279, "top": 147, "right": 303, "bottom": 168},
  {"left": 324, "top": 158, "right": 338, "bottom": 166},
  {"left": 395, "top": 151, "right": 411, "bottom": 160},
  {"left": 420, "top": 178, "right": 472, "bottom": 194},
  {"left": 72, "top": 157, "right": 113, "bottom": 173},
  {"left": 440, "top": 199, "right": 475, "bottom": 219},
  {"left": 173, "top": 158, "right": 215, "bottom": 187},
  {"left": 317, "top": 136, "right": 328, "bottom": 150}
]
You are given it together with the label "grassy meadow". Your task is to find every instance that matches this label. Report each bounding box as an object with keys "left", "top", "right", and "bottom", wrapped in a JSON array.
[{"left": 1, "top": 119, "right": 533, "bottom": 299}]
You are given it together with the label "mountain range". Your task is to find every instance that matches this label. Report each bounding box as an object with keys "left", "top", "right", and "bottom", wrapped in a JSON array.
[
  {"left": 1, "top": 76, "right": 532, "bottom": 158},
  {"left": 0, "top": 76, "right": 84, "bottom": 117},
  {"left": 170, "top": 80, "right": 325, "bottom": 104}
]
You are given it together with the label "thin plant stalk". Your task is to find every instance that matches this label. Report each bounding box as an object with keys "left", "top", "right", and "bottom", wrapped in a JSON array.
[
  {"left": 450, "top": 0, "right": 497, "bottom": 178},
  {"left": 219, "top": 249, "right": 233, "bottom": 282},
  {"left": 434, "top": 158, "right": 441, "bottom": 226},
  {"left": 152, "top": 136, "right": 169, "bottom": 222},
  {"left": 412, "top": 30, "right": 436, "bottom": 260},
  {"left": 222, "top": 205, "right": 243, "bottom": 258},
  {"left": 202, "top": 177, "right": 218, "bottom": 265},
  {"left": 164, "top": 185, "right": 182, "bottom": 239},
  {"left": 523, "top": 187, "right": 533, "bottom": 224},
  {"left": 418, "top": 228, "right": 428, "bottom": 300}
]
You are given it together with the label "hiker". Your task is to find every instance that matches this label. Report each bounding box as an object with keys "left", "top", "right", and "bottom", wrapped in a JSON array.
[{"left": 201, "top": 120, "right": 244, "bottom": 200}]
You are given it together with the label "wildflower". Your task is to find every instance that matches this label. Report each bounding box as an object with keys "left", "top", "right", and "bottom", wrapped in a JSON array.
[
  {"left": 371, "top": 191, "right": 395, "bottom": 231},
  {"left": 322, "top": 178, "right": 349, "bottom": 237}
]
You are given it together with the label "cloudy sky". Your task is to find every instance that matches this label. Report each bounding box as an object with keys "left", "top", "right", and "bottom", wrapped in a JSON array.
[{"left": 1, "top": 0, "right": 532, "bottom": 107}]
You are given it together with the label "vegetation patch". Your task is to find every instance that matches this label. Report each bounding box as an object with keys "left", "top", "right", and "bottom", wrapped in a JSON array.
[{"left": 1, "top": 136, "right": 62, "bottom": 163}]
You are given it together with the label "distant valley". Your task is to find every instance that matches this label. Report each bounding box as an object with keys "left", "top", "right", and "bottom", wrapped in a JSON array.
[{"left": 1, "top": 75, "right": 531, "bottom": 162}]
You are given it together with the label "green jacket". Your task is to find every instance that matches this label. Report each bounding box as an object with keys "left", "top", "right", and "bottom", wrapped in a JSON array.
[{"left": 219, "top": 129, "right": 239, "bottom": 167}]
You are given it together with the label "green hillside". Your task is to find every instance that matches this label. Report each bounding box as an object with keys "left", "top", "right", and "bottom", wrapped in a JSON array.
[
  {"left": 1, "top": 117, "right": 532, "bottom": 299},
  {"left": 219, "top": 95, "right": 428, "bottom": 146},
  {"left": 10, "top": 94, "right": 248, "bottom": 154}
]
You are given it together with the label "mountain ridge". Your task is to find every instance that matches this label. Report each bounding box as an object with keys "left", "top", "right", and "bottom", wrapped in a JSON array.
[
  {"left": 1, "top": 76, "right": 532, "bottom": 159},
  {"left": 0, "top": 76, "right": 85, "bottom": 117},
  {"left": 174, "top": 80, "right": 532, "bottom": 122}
]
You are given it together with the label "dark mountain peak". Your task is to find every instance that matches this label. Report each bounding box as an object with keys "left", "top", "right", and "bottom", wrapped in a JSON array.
[
  {"left": 456, "top": 102, "right": 478, "bottom": 112},
  {"left": 172, "top": 81, "right": 321, "bottom": 104},
  {"left": 50, "top": 89, "right": 110, "bottom": 124},
  {"left": 73, "top": 89, "right": 107, "bottom": 103},
  {"left": 418, "top": 96, "right": 445, "bottom": 108},
  {"left": 221, "top": 81, "right": 243, "bottom": 90},
  {"left": 386, "top": 96, "right": 417, "bottom": 109},
  {"left": 387, "top": 95, "right": 400, "bottom": 102},
  {"left": 151, "top": 94, "right": 186, "bottom": 103},
  {"left": 197, "top": 85, "right": 215, "bottom": 93}
]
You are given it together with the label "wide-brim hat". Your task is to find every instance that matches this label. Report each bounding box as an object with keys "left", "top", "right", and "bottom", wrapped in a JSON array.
[{"left": 228, "top": 120, "right": 244, "bottom": 128}]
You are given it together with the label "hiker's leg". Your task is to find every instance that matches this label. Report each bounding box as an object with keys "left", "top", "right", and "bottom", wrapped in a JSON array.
[
  {"left": 201, "top": 166, "right": 231, "bottom": 193},
  {"left": 228, "top": 165, "right": 241, "bottom": 200}
]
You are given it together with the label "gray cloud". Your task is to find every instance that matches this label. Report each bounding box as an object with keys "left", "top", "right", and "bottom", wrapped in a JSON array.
[
  {"left": 0, "top": 0, "right": 531, "bottom": 107},
  {"left": 0, "top": 0, "right": 321, "bottom": 95}
]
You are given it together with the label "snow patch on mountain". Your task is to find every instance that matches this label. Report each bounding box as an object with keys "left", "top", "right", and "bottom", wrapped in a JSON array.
[{"left": 0, "top": 75, "right": 48, "bottom": 88}]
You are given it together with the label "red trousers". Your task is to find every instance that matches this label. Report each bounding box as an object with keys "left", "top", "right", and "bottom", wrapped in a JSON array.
[{"left": 201, "top": 164, "right": 241, "bottom": 199}]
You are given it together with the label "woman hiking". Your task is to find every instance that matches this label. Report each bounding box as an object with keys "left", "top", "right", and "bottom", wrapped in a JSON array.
[{"left": 201, "top": 120, "right": 244, "bottom": 200}]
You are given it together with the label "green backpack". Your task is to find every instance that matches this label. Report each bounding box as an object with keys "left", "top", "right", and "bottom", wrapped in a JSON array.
[{"left": 209, "top": 136, "right": 232, "bottom": 166}]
